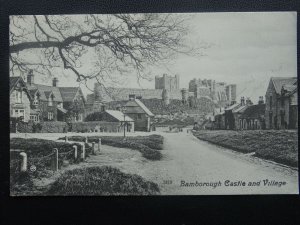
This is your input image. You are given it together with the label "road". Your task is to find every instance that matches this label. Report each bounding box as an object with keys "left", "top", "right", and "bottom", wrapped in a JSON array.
[
  {"left": 80, "top": 131, "right": 298, "bottom": 195},
  {"left": 16, "top": 131, "right": 298, "bottom": 195}
]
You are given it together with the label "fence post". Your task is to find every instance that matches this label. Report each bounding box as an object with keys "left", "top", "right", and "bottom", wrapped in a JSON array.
[
  {"left": 98, "top": 138, "right": 101, "bottom": 153},
  {"left": 65, "top": 135, "right": 68, "bottom": 142},
  {"left": 80, "top": 143, "right": 85, "bottom": 160},
  {"left": 85, "top": 136, "right": 88, "bottom": 143},
  {"left": 19, "top": 152, "right": 27, "bottom": 172},
  {"left": 52, "top": 148, "right": 58, "bottom": 171},
  {"left": 92, "top": 142, "right": 95, "bottom": 155},
  {"left": 73, "top": 145, "right": 78, "bottom": 161}
]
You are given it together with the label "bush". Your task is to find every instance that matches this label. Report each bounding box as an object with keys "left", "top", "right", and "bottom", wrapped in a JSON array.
[
  {"left": 46, "top": 166, "right": 160, "bottom": 195},
  {"left": 58, "top": 135, "right": 164, "bottom": 160},
  {"left": 40, "top": 121, "right": 68, "bottom": 133}
]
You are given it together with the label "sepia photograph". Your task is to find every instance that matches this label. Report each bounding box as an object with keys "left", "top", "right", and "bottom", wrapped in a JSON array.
[{"left": 9, "top": 12, "right": 298, "bottom": 196}]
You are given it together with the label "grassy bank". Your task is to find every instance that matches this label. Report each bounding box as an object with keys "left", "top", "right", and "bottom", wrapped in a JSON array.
[
  {"left": 193, "top": 130, "right": 298, "bottom": 167},
  {"left": 10, "top": 138, "right": 92, "bottom": 195},
  {"left": 58, "top": 135, "right": 164, "bottom": 160},
  {"left": 46, "top": 166, "right": 160, "bottom": 196}
]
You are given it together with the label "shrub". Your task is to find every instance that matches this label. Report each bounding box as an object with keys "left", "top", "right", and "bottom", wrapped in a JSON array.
[
  {"left": 46, "top": 166, "right": 160, "bottom": 196},
  {"left": 40, "top": 121, "right": 68, "bottom": 133}
]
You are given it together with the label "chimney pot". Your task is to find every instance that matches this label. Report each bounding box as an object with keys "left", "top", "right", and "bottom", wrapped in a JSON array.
[
  {"left": 52, "top": 77, "right": 58, "bottom": 87},
  {"left": 27, "top": 69, "right": 34, "bottom": 85}
]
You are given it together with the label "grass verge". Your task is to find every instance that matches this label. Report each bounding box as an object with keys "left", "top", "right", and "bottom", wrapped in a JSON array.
[
  {"left": 46, "top": 166, "right": 160, "bottom": 196},
  {"left": 10, "top": 138, "right": 92, "bottom": 195},
  {"left": 193, "top": 130, "right": 298, "bottom": 167}
]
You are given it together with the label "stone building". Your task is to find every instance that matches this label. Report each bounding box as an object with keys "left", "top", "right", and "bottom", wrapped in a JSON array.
[
  {"left": 155, "top": 74, "right": 180, "bottom": 91},
  {"left": 124, "top": 95, "right": 154, "bottom": 131},
  {"left": 10, "top": 71, "right": 86, "bottom": 123},
  {"left": 238, "top": 97, "right": 266, "bottom": 130},
  {"left": 265, "top": 77, "right": 298, "bottom": 129},
  {"left": 10, "top": 76, "right": 32, "bottom": 122}
]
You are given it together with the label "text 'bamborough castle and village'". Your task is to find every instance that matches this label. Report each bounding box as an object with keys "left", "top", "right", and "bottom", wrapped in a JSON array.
[{"left": 10, "top": 71, "right": 298, "bottom": 133}]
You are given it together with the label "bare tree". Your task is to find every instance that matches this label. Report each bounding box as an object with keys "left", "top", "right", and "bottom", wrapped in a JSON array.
[{"left": 10, "top": 14, "right": 201, "bottom": 88}]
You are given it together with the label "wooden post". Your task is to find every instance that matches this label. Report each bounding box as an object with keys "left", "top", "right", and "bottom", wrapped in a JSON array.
[
  {"left": 73, "top": 145, "right": 78, "bottom": 161},
  {"left": 85, "top": 136, "right": 88, "bottom": 143},
  {"left": 80, "top": 143, "right": 85, "bottom": 160},
  {"left": 65, "top": 135, "right": 68, "bottom": 142},
  {"left": 52, "top": 148, "right": 58, "bottom": 171},
  {"left": 19, "top": 152, "right": 27, "bottom": 172},
  {"left": 92, "top": 142, "right": 95, "bottom": 155},
  {"left": 98, "top": 138, "right": 101, "bottom": 153}
]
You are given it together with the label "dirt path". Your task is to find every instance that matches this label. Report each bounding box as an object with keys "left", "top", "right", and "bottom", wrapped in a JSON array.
[{"left": 32, "top": 132, "right": 298, "bottom": 195}]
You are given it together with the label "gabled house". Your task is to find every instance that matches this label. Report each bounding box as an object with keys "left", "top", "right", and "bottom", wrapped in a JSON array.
[
  {"left": 124, "top": 95, "right": 154, "bottom": 131},
  {"left": 265, "top": 77, "right": 298, "bottom": 129},
  {"left": 58, "top": 87, "right": 86, "bottom": 122},
  {"left": 10, "top": 76, "right": 32, "bottom": 122},
  {"left": 10, "top": 70, "right": 86, "bottom": 123}
]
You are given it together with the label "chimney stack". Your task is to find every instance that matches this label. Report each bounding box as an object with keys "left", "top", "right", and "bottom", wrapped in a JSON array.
[
  {"left": 246, "top": 97, "right": 252, "bottom": 106},
  {"left": 52, "top": 77, "right": 58, "bottom": 87},
  {"left": 240, "top": 96, "right": 245, "bottom": 106},
  {"left": 129, "top": 94, "right": 136, "bottom": 101},
  {"left": 258, "top": 96, "right": 264, "bottom": 104},
  {"left": 27, "top": 69, "right": 34, "bottom": 85}
]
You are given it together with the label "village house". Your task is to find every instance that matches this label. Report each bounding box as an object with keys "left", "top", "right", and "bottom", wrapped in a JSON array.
[
  {"left": 10, "top": 71, "right": 86, "bottom": 123},
  {"left": 124, "top": 95, "right": 154, "bottom": 132},
  {"left": 10, "top": 76, "right": 32, "bottom": 122},
  {"left": 237, "top": 97, "right": 266, "bottom": 130},
  {"left": 265, "top": 77, "right": 298, "bottom": 129},
  {"left": 223, "top": 97, "right": 253, "bottom": 130}
]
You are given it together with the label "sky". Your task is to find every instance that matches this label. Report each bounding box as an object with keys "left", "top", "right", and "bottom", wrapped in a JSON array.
[{"left": 15, "top": 12, "right": 297, "bottom": 103}]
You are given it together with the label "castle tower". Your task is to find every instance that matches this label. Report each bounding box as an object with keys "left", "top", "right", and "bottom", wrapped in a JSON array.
[
  {"left": 181, "top": 88, "right": 188, "bottom": 104},
  {"left": 162, "top": 89, "right": 170, "bottom": 105}
]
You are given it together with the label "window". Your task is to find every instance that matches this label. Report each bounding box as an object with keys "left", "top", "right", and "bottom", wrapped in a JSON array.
[
  {"left": 30, "top": 115, "right": 39, "bottom": 122},
  {"left": 16, "top": 91, "right": 22, "bottom": 103},
  {"left": 33, "top": 94, "right": 39, "bottom": 106},
  {"left": 269, "top": 96, "right": 272, "bottom": 109},
  {"left": 13, "top": 109, "right": 25, "bottom": 119},
  {"left": 48, "top": 95, "right": 53, "bottom": 106},
  {"left": 281, "top": 98, "right": 284, "bottom": 108},
  {"left": 137, "top": 114, "right": 142, "bottom": 120},
  {"left": 48, "top": 112, "right": 54, "bottom": 120}
]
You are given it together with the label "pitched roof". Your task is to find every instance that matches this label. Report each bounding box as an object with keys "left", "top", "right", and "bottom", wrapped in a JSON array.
[
  {"left": 59, "top": 87, "right": 80, "bottom": 102},
  {"left": 10, "top": 77, "right": 21, "bottom": 93},
  {"left": 225, "top": 103, "right": 240, "bottom": 111},
  {"left": 240, "top": 104, "right": 265, "bottom": 119},
  {"left": 232, "top": 105, "right": 247, "bottom": 113},
  {"left": 26, "top": 83, "right": 63, "bottom": 102},
  {"left": 10, "top": 76, "right": 32, "bottom": 100},
  {"left": 271, "top": 77, "right": 297, "bottom": 94},
  {"left": 105, "top": 110, "right": 134, "bottom": 122},
  {"left": 135, "top": 99, "right": 154, "bottom": 117}
]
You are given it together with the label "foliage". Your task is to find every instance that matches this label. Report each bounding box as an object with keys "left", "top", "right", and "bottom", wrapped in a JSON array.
[
  {"left": 193, "top": 130, "right": 298, "bottom": 167},
  {"left": 46, "top": 166, "right": 160, "bottom": 196},
  {"left": 10, "top": 14, "right": 198, "bottom": 86},
  {"left": 84, "top": 112, "right": 105, "bottom": 121}
]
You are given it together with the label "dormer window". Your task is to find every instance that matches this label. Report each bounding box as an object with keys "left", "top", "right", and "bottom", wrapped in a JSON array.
[
  {"left": 48, "top": 94, "right": 54, "bottom": 106},
  {"left": 33, "top": 93, "right": 40, "bottom": 106},
  {"left": 15, "top": 90, "right": 22, "bottom": 103}
]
